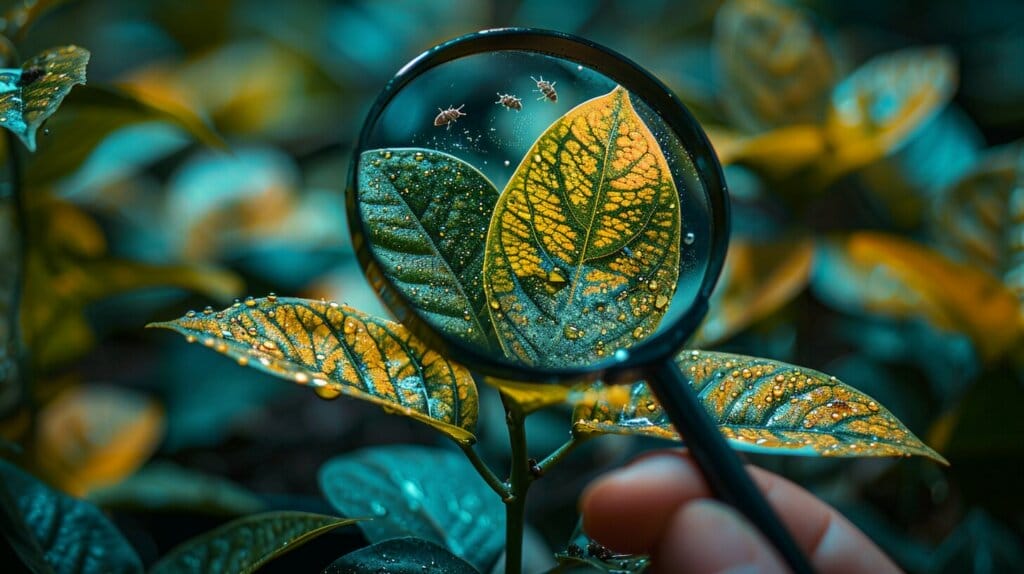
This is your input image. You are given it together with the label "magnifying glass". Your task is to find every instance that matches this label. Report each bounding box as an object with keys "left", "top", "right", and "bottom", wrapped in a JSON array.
[{"left": 347, "top": 28, "right": 813, "bottom": 573}]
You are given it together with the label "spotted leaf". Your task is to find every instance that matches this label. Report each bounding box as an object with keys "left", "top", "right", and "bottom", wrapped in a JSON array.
[
  {"left": 822, "top": 47, "right": 957, "bottom": 183},
  {"left": 148, "top": 297, "right": 478, "bottom": 444},
  {"left": 572, "top": 350, "right": 947, "bottom": 463},
  {"left": 484, "top": 86, "right": 680, "bottom": 367},
  {"left": 358, "top": 148, "right": 501, "bottom": 350},
  {"left": 813, "top": 232, "right": 1021, "bottom": 361},
  {"left": 0, "top": 45, "right": 89, "bottom": 151},
  {"left": 148, "top": 512, "right": 359, "bottom": 574},
  {"left": 714, "top": 0, "right": 837, "bottom": 133}
]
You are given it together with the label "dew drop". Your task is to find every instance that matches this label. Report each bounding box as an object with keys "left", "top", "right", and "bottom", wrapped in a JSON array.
[
  {"left": 684, "top": 232, "right": 696, "bottom": 245},
  {"left": 614, "top": 349, "right": 629, "bottom": 361},
  {"left": 867, "top": 401, "right": 879, "bottom": 412},
  {"left": 237, "top": 356, "right": 249, "bottom": 366},
  {"left": 413, "top": 152, "right": 424, "bottom": 161},
  {"left": 632, "top": 326, "right": 644, "bottom": 339},
  {"left": 655, "top": 294, "right": 668, "bottom": 310},
  {"left": 267, "top": 292, "right": 278, "bottom": 302},
  {"left": 315, "top": 385, "right": 341, "bottom": 400},
  {"left": 489, "top": 300, "right": 500, "bottom": 310},
  {"left": 295, "top": 372, "right": 310, "bottom": 384},
  {"left": 533, "top": 153, "right": 541, "bottom": 163},
  {"left": 563, "top": 325, "right": 584, "bottom": 340},
  {"left": 503, "top": 160, "right": 510, "bottom": 167}
]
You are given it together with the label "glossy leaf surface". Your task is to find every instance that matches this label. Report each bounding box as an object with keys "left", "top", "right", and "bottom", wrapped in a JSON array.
[
  {"left": 484, "top": 86, "right": 680, "bottom": 367},
  {"left": 358, "top": 148, "right": 501, "bottom": 350},
  {"left": 0, "top": 45, "right": 89, "bottom": 151},
  {"left": 33, "top": 385, "right": 165, "bottom": 497},
  {"left": 813, "top": 232, "right": 1020, "bottom": 361},
  {"left": 149, "top": 511, "right": 358, "bottom": 574},
  {"left": 824, "top": 47, "right": 957, "bottom": 180},
  {"left": 715, "top": 0, "right": 836, "bottom": 132},
  {"left": 572, "top": 350, "right": 947, "bottom": 463},
  {"left": 319, "top": 445, "right": 505, "bottom": 572},
  {"left": 0, "top": 459, "right": 143, "bottom": 574},
  {"left": 149, "top": 297, "right": 478, "bottom": 444},
  {"left": 324, "top": 537, "right": 477, "bottom": 574},
  {"left": 87, "top": 462, "right": 265, "bottom": 517},
  {"left": 694, "top": 238, "right": 813, "bottom": 347}
]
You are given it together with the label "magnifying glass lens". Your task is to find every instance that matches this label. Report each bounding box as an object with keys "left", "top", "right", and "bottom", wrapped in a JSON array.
[{"left": 354, "top": 48, "right": 712, "bottom": 370}]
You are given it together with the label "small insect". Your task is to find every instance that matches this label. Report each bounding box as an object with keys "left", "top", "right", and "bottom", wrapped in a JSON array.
[
  {"left": 494, "top": 92, "right": 523, "bottom": 111},
  {"left": 566, "top": 543, "right": 584, "bottom": 558},
  {"left": 586, "top": 540, "right": 614, "bottom": 561},
  {"left": 17, "top": 66, "right": 45, "bottom": 87},
  {"left": 532, "top": 76, "right": 557, "bottom": 102},
  {"left": 433, "top": 104, "right": 466, "bottom": 129}
]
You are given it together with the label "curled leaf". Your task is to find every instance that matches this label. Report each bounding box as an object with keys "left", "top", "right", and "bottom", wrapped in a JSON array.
[
  {"left": 149, "top": 297, "right": 478, "bottom": 444},
  {"left": 149, "top": 511, "right": 359, "bottom": 574},
  {"left": 572, "top": 350, "right": 947, "bottom": 463},
  {"left": 484, "top": 86, "right": 680, "bottom": 367},
  {"left": 33, "top": 385, "right": 165, "bottom": 497},
  {"left": 715, "top": 0, "right": 837, "bottom": 132},
  {"left": 358, "top": 148, "right": 501, "bottom": 350},
  {"left": 823, "top": 47, "right": 957, "bottom": 182},
  {"left": 694, "top": 238, "right": 814, "bottom": 347},
  {"left": 0, "top": 45, "right": 89, "bottom": 151},
  {"left": 813, "top": 232, "right": 1021, "bottom": 361}
]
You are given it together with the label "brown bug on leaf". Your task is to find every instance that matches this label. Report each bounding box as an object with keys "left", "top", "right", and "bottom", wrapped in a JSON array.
[
  {"left": 532, "top": 76, "right": 557, "bottom": 102},
  {"left": 495, "top": 92, "right": 523, "bottom": 111},
  {"left": 17, "top": 66, "right": 45, "bottom": 87},
  {"left": 433, "top": 105, "right": 466, "bottom": 130}
]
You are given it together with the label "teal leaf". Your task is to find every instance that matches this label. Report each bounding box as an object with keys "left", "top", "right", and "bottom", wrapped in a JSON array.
[
  {"left": 0, "top": 45, "right": 89, "bottom": 151},
  {"left": 319, "top": 445, "right": 505, "bottom": 572},
  {"left": 148, "top": 511, "right": 359, "bottom": 574},
  {"left": 0, "top": 459, "right": 142, "bottom": 574},
  {"left": 324, "top": 537, "right": 478, "bottom": 574},
  {"left": 358, "top": 148, "right": 501, "bottom": 350},
  {"left": 0, "top": 477, "right": 53, "bottom": 574}
]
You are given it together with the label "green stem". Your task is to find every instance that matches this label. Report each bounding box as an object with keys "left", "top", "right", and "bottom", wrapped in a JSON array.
[
  {"left": 457, "top": 441, "right": 510, "bottom": 499},
  {"left": 534, "top": 434, "right": 589, "bottom": 477},
  {"left": 502, "top": 392, "right": 530, "bottom": 574},
  {"left": 1, "top": 130, "right": 27, "bottom": 420}
]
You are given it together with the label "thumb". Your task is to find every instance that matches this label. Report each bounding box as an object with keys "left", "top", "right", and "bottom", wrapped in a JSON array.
[{"left": 651, "top": 498, "right": 787, "bottom": 574}]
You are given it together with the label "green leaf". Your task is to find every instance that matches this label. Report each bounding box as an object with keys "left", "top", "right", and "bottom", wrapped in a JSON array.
[
  {"left": 714, "top": 0, "right": 837, "bottom": 132},
  {"left": 149, "top": 511, "right": 359, "bottom": 574},
  {"left": 484, "top": 86, "right": 680, "bottom": 367},
  {"left": 571, "top": 350, "right": 947, "bottom": 464},
  {"left": 148, "top": 297, "right": 479, "bottom": 444},
  {"left": 318, "top": 445, "right": 505, "bottom": 572},
  {"left": 552, "top": 518, "right": 649, "bottom": 573},
  {"left": 26, "top": 84, "right": 225, "bottom": 188},
  {"left": 932, "top": 144, "right": 1024, "bottom": 305},
  {"left": 358, "top": 148, "right": 501, "bottom": 350},
  {"left": 324, "top": 537, "right": 478, "bottom": 574},
  {"left": 87, "top": 462, "right": 266, "bottom": 517},
  {"left": 0, "top": 477, "right": 54, "bottom": 574},
  {"left": 0, "top": 45, "right": 89, "bottom": 151},
  {"left": 0, "top": 459, "right": 143, "bottom": 574}
]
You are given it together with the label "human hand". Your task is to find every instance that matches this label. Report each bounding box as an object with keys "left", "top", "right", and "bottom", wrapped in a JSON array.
[{"left": 580, "top": 451, "right": 902, "bottom": 574}]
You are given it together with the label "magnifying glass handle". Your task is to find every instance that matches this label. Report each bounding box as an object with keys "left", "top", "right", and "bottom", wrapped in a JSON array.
[{"left": 646, "top": 358, "right": 816, "bottom": 574}]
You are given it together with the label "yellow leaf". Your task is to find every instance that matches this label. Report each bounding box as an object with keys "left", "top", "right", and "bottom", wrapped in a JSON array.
[
  {"left": 484, "top": 86, "right": 680, "bottom": 367},
  {"left": 708, "top": 124, "right": 826, "bottom": 180},
  {"left": 695, "top": 238, "right": 814, "bottom": 347},
  {"left": 483, "top": 377, "right": 573, "bottom": 415},
  {"left": 572, "top": 350, "right": 947, "bottom": 464},
  {"left": 33, "top": 385, "right": 165, "bottom": 496},
  {"left": 149, "top": 297, "right": 479, "bottom": 445},
  {"left": 715, "top": 0, "right": 837, "bottom": 132}
]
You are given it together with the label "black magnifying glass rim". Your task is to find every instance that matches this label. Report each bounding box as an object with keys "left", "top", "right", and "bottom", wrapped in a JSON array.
[{"left": 346, "top": 27, "right": 730, "bottom": 384}]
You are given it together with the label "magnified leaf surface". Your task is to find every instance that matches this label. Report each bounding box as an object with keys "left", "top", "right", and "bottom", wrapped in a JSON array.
[
  {"left": 358, "top": 148, "right": 500, "bottom": 350},
  {"left": 149, "top": 297, "right": 478, "bottom": 444},
  {"left": 572, "top": 350, "right": 947, "bottom": 463},
  {"left": 484, "top": 86, "right": 680, "bottom": 367},
  {"left": 149, "top": 511, "right": 358, "bottom": 574}
]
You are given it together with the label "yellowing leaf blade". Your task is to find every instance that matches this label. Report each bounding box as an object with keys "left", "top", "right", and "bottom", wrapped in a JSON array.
[
  {"left": 484, "top": 86, "right": 680, "bottom": 367},
  {"left": 149, "top": 297, "right": 478, "bottom": 444},
  {"left": 572, "top": 350, "right": 947, "bottom": 464}
]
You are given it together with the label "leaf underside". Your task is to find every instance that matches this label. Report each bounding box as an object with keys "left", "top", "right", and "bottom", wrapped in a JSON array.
[
  {"left": 0, "top": 45, "right": 90, "bottom": 151},
  {"left": 149, "top": 297, "right": 478, "bottom": 444},
  {"left": 484, "top": 86, "right": 680, "bottom": 367},
  {"left": 148, "top": 511, "right": 358, "bottom": 574},
  {"left": 572, "top": 350, "right": 947, "bottom": 464}
]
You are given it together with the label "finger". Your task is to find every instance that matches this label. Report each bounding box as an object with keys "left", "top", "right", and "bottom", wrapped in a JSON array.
[{"left": 580, "top": 451, "right": 901, "bottom": 574}]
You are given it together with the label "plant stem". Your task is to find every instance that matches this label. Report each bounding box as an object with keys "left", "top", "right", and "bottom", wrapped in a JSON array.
[
  {"left": 534, "top": 434, "right": 589, "bottom": 477},
  {"left": 501, "top": 392, "right": 530, "bottom": 574},
  {"left": 457, "top": 441, "right": 510, "bottom": 499},
  {"left": 1, "top": 130, "right": 27, "bottom": 420}
]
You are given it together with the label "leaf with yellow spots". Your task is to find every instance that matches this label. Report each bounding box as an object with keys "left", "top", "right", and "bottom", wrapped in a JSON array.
[
  {"left": 0, "top": 45, "right": 90, "bottom": 151},
  {"left": 484, "top": 86, "right": 680, "bottom": 367},
  {"left": 358, "top": 148, "right": 501, "bottom": 351},
  {"left": 572, "top": 350, "right": 947, "bottom": 463},
  {"left": 148, "top": 297, "right": 478, "bottom": 445}
]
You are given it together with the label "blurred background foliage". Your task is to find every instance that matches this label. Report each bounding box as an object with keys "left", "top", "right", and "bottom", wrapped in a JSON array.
[{"left": 1, "top": 0, "right": 1023, "bottom": 571}]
